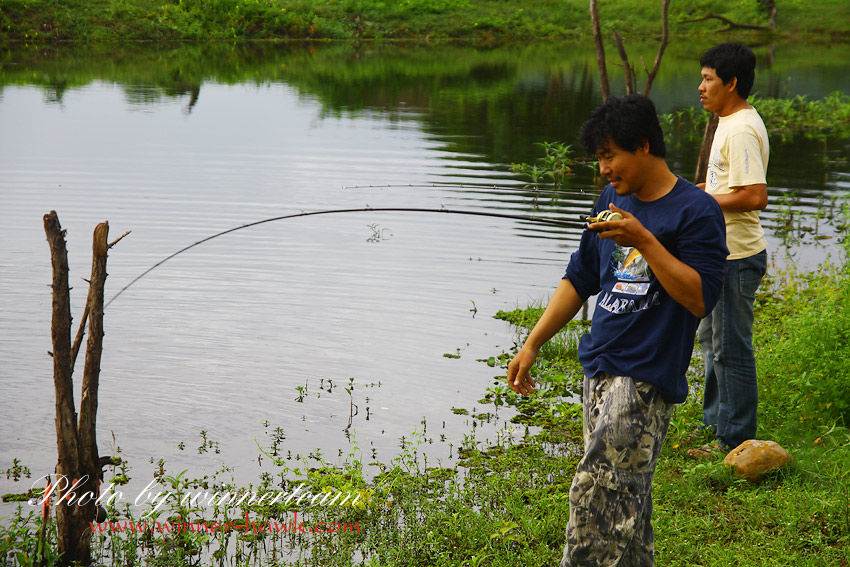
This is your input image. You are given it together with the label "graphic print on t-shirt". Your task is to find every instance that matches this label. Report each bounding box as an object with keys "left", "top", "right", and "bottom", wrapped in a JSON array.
[
  {"left": 708, "top": 150, "right": 726, "bottom": 190},
  {"left": 598, "top": 243, "right": 661, "bottom": 314},
  {"left": 611, "top": 244, "right": 652, "bottom": 296}
]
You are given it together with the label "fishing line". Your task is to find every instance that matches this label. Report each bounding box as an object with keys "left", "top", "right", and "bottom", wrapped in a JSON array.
[
  {"left": 342, "top": 183, "right": 598, "bottom": 200},
  {"left": 105, "top": 206, "right": 586, "bottom": 308}
]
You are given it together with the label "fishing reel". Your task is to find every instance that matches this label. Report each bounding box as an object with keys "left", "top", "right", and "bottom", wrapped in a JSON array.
[{"left": 581, "top": 210, "right": 624, "bottom": 225}]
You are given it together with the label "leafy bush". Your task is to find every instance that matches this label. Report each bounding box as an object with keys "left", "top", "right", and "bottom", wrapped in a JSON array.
[
  {"left": 661, "top": 92, "right": 850, "bottom": 144},
  {"left": 754, "top": 92, "right": 850, "bottom": 142}
]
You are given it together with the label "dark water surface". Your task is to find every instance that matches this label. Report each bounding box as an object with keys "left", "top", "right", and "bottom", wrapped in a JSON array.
[{"left": 1, "top": 40, "right": 848, "bottom": 502}]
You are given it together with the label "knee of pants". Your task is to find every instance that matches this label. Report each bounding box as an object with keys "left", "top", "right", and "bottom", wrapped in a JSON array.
[{"left": 568, "top": 467, "right": 652, "bottom": 541}]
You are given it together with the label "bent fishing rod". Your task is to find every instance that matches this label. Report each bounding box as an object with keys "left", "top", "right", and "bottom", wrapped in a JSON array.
[{"left": 105, "top": 206, "right": 586, "bottom": 308}]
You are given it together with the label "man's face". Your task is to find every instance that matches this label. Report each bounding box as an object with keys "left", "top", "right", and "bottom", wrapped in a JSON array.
[
  {"left": 698, "top": 66, "right": 734, "bottom": 114},
  {"left": 595, "top": 139, "right": 646, "bottom": 197}
]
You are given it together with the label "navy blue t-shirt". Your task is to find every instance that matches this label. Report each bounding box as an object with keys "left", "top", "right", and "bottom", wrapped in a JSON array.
[{"left": 565, "top": 177, "right": 727, "bottom": 403}]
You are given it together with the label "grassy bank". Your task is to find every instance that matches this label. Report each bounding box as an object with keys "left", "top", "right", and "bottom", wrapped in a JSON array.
[
  {"left": 483, "top": 244, "right": 850, "bottom": 566},
  {"left": 653, "top": 249, "right": 850, "bottom": 565},
  {"left": 1, "top": 0, "right": 848, "bottom": 43}
]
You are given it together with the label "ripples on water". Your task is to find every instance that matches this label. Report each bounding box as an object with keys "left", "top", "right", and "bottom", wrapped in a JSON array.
[
  {"left": 0, "top": 81, "right": 592, "bottom": 499},
  {"left": 1, "top": 47, "right": 849, "bottom": 501}
]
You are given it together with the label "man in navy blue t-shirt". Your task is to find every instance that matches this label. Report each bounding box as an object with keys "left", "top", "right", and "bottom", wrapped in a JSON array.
[{"left": 507, "top": 95, "right": 727, "bottom": 566}]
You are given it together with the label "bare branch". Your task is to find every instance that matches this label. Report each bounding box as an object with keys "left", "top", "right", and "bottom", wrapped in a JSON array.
[
  {"left": 643, "top": 0, "right": 671, "bottom": 97},
  {"left": 70, "top": 303, "right": 90, "bottom": 370},
  {"left": 613, "top": 32, "right": 636, "bottom": 95},
  {"left": 44, "top": 214, "right": 113, "bottom": 566},
  {"left": 679, "top": 12, "right": 772, "bottom": 32},
  {"left": 108, "top": 230, "right": 131, "bottom": 249},
  {"left": 766, "top": 1, "right": 777, "bottom": 28}
]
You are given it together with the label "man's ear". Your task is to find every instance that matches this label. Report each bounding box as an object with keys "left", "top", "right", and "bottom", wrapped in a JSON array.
[{"left": 725, "top": 76, "right": 738, "bottom": 94}]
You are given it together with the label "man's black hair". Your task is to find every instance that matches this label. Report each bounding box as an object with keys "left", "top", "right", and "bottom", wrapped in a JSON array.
[
  {"left": 700, "top": 42, "right": 756, "bottom": 99},
  {"left": 579, "top": 94, "right": 666, "bottom": 158}
]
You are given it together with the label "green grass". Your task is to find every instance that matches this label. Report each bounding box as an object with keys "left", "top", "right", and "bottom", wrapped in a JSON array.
[
  {"left": 651, "top": 245, "right": 850, "bottom": 566},
  {"left": 1, "top": 0, "right": 848, "bottom": 42}
]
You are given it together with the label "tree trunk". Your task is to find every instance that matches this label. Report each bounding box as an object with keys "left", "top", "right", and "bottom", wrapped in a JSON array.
[
  {"left": 695, "top": 113, "right": 720, "bottom": 185},
  {"left": 43, "top": 212, "right": 110, "bottom": 566},
  {"left": 77, "top": 221, "right": 109, "bottom": 562},
  {"left": 642, "top": 0, "right": 671, "bottom": 97},
  {"left": 589, "top": 0, "right": 610, "bottom": 101},
  {"left": 44, "top": 211, "right": 84, "bottom": 565}
]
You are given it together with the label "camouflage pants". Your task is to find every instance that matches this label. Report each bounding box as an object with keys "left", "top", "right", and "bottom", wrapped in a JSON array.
[{"left": 560, "top": 373, "right": 673, "bottom": 567}]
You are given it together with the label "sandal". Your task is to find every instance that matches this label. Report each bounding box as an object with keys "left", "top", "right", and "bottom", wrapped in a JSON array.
[{"left": 686, "top": 443, "right": 728, "bottom": 460}]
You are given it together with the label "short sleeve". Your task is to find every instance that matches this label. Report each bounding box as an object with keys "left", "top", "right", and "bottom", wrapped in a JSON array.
[{"left": 726, "top": 130, "right": 767, "bottom": 188}]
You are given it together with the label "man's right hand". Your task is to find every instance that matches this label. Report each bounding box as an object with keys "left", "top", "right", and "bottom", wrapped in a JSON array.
[{"left": 507, "top": 346, "right": 539, "bottom": 395}]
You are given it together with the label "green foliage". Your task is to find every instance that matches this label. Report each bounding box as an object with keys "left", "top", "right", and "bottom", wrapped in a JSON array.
[
  {"left": 4, "top": 459, "right": 31, "bottom": 482},
  {"left": 756, "top": 259, "right": 850, "bottom": 429},
  {"left": 653, "top": 445, "right": 850, "bottom": 566},
  {"left": 155, "top": 0, "right": 346, "bottom": 40},
  {"left": 495, "top": 305, "right": 588, "bottom": 376},
  {"left": 659, "top": 105, "right": 711, "bottom": 143},
  {"left": 753, "top": 92, "right": 850, "bottom": 143},
  {"left": 511, "top": 142, "right": 583, "bottom": 191},
  {"left": 661, "top": 92, "right": 850, "bottom": 144},
  {"left": 3, "top": 0, "right": 849, "bottom": 42},
  {"left": 0, "top": 507, "right": 61, "bottom": 567},
  {"left": 494, "top": 305, "right": 546, "bottom": 330}
]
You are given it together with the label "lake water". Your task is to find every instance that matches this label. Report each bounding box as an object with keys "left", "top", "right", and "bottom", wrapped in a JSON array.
[{"left": 1, "top": 40, "right": 849, "bottom": 504}]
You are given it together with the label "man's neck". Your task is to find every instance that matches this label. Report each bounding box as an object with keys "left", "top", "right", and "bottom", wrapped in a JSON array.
[
  {"left": 717, "top": 96, "right": 751, "bottom": 118},
  {"left": 634, "top": 162, "right": 679, "bottom": 202}
]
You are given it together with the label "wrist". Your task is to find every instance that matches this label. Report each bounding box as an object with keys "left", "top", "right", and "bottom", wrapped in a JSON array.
[
  {"left": 634, "top": 228, "right": 658, "bottom": 254},
  {"left": 521, "top": 342, "right": 542, "bottom": 356}
]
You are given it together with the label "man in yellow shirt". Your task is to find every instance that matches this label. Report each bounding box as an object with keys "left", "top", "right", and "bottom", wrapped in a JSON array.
[{"left": 694, "top": 42, "right": 769, "bottom": 455}]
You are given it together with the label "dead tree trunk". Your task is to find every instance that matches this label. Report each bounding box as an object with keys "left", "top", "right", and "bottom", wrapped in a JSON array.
[
  {"left": 44, "top": 211, "right": 83, "bottom": 565},
  {"left": 590, "top": 0, "right": 671, "bottom": 101},
  {"left": 695, "top": 113, "right": 720, "bottom": 185},
  {"left": 642, "top": 0, "right": 671, "bottom": 97},
  {"left": 43, "top": 211, "right": 111, "bottom": 566},
  {"left": 589, "top": 0, "right": 611, "bottom": 101},
  {"left": 77, "top": 221, "right": 109, "bottom": 555}
]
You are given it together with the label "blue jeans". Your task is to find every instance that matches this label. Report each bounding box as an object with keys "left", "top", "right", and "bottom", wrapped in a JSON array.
[{"left": 697, "top": 250, "right": 767, "bottom": 450}]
